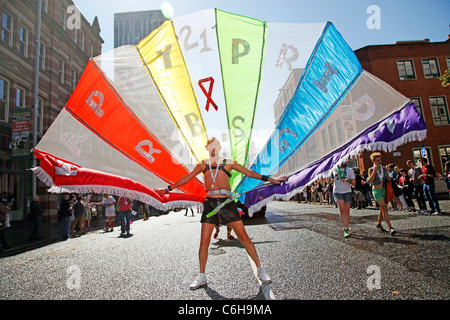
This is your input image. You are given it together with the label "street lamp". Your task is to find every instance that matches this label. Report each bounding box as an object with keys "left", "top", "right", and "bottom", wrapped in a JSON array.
[{"left": 32, "top": 0, "right": 42, "bottom": 197}]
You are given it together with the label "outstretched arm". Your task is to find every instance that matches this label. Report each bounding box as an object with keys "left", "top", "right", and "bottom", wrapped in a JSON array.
[
  {"left": 156, "top": 163, "right": 205, "bottom": 196},
  {"left": 231, "top": 162, "right": 286, "bottom": 185}
]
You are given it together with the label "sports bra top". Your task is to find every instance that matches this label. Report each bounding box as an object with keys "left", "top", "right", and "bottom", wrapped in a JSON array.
[
  {"left": 203, "top": 159, "right": 232, "bottom": 178},
  {"left": 372, "top": 166, "right": 387, "bottom": 186}
]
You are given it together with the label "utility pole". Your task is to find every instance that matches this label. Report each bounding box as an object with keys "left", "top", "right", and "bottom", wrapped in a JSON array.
[{"left": 32, "top": 0, "right": 42, "bottom": 197}]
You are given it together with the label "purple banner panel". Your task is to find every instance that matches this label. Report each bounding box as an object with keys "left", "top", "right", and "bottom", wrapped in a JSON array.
[{"left": 244, "top": 102, "right": 427, "bottom": 214}]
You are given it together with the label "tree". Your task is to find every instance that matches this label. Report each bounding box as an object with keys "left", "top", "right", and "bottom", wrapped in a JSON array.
[{"left": 439, "top": 69, "right": 450, "bottom": 87}]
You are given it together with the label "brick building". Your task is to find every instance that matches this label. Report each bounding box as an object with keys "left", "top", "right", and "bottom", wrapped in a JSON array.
[
  {"left": 355, "top": 37, "right": 450, "bottom": 178},
  {"left": 0, "top": 0, "right": 103, "bottom": 224}
]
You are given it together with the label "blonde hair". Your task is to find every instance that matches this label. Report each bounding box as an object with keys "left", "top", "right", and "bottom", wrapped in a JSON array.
[
  {"left": 206, "top": 137, "right": 218, "bottom": 146},
  {"left": 370, "top": 152, "right": 382, "bottom": 162}
]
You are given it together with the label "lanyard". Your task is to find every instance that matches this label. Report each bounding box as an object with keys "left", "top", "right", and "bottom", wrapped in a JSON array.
[
  {"left": 209, "top": 157, "right": 221, "bottom": 188},
  {"left": 337, "top": 166, "right": 347, "bottom": 180},
  {"left": 376, "top": 166, "right": 384, "bottom": 180}
]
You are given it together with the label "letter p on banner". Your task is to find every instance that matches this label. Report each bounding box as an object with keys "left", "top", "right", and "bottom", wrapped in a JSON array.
[{"left": 232, "top": 39, "right": 250, "bottom": 64}]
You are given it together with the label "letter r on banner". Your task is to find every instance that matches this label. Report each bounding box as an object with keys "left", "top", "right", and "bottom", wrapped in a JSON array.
[{"left": 136, "top": 140, "right": 162, "bottom": 164}]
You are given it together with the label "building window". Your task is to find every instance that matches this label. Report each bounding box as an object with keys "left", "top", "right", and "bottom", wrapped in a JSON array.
[
  {"left": 438, "top": 145, "right": 450, "bottom": 174},
  {"left": 80, "top": 30, "right": 85, "bottom": 51},
  {"left": 396, "top": 59, "right": 416, "bottom": 80},
  {"left": 328, "top": 123, "right": 336, "bottom": 149},
  {"left": 446, "top": 57, "right": 450, "bottom": 70},
  {"left": 72, "top": 29, "right": 77, "bottom": 44},
  {"left": 413, "top": 146, "right": 433, "bottom": 167},
  {"left": 0, "top": 78, "right": 8, "bottom": 122},
  {"left": 19, "top": 26, "right": 28, "bottom": 57},
  {"left": 335, "top": 118, "right": 344, "bottom": 143},
  {"left": 43, "top": 0, "right": 49, "bottom": 14},
  {"left": 422, "top": 58, "right": 441, "bottom": 79},
  {"left": 59, "top": 59, "right": 65, "bottom": 84},
  {"left": 39, "top": 41, "right": 46, "bottom": 70},
  {"left": 16, "top": 87, "right": 26, "bottom": 108},
  {"left": 61, "top": 9, "right": 67, "bottom": 30},
  {"left": 429, "top": 96, "right": 449, "bottom": 126},
  {"left": 411, "top": 97, "right": 424, "bottom": 118},
  {"left": 321, "top": 129, "right": 329, "bottom": 152},
  {"left": 2, "top": 12, "right": 13, "bottom": 46},
  {"left": 70, "top": 69, "right": 77, "bottom": 91}
]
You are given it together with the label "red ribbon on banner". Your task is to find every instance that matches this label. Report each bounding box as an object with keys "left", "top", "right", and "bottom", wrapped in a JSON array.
[{"left": 198, "top": 77, "right": 218, "bottom": 112}]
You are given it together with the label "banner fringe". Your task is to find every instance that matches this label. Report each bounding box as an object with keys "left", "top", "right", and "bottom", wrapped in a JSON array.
[
  {"left": 247, "top": 128, "right": 427, "bottom": 216},
  {"left": 31, "top": 167, "right": 203, "bottom": 213}
]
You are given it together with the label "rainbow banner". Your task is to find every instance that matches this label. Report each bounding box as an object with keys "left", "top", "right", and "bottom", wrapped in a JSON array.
[{"left": 32, "top": 9, "right": 426, "bottom": 213}]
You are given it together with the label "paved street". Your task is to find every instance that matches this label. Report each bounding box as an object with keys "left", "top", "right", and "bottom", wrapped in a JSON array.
[{"left": 0, "top": 201, "right": 449, "bottom": 301}]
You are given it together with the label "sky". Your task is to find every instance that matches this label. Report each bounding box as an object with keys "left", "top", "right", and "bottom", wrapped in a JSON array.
[{"left": 73, "top": 0, "right": 450, "bottom": 53}]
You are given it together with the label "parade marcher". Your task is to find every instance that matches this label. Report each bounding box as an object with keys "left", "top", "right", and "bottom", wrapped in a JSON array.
[
  {"left": 302, "top": 187, "right": 308, "bottom": 203},
  {"left": 328, "top": 179, "right": 335, "bottom": 206},
  {"left": 156, "top": 137, "right": 286, "bottom": 290},
  {"left": 29, "top": 195, "right": 43, "bottom": 241},
  {"left": 361, "top": 171, "right": 373, "bottom": 207},
  {"left": 70, "top": 195, "right": 85, "bottom": 235},
  {"left": 368, "top": 152, "right": 396, "bottom": 235},
  {"left": 214, "top": 224, "right": 235, "bottom": 240},
  {"left": 92, "top": 194, "right": 116, "bottom": 232},
  {"left": 387, "top": 164, "right": 402, "bottom": 210},
  {"left": 317, "top": 182, "right": 324, "bottom": 204},
  {"left": 117, "top": 195, "right": 132, "bottom": 237},
  {"left": 58, "top": 194, "right": 73, "bottom": 240},
  {"left": 407, "top": 160, "right": 427, "bottom": 213},
  {"left": 399, "top": 169, "right": 416, "bottom": 212},
  {"left": 353, "top": 169, "right": 366, "bottom": 209},
  {"left": 185, "top": 207, "right": 195, "bottom": 217},
  {"left": 83, "top": 193, "right": 93, "bottom": 230},
  {"left": 0, "top": 198, "right": 11, "bottom": 251},
  {"left": 418, "top": 157, "right": 441, "bottom": 215},
  {"left": 445, "top": 160, "right": 450, "bottom": 194},
  {"left": 393, "top": 166, "right": 409, "bottom": 211},
  {"left": 332, "top": 162, "right": 355, "bottom": 238}
]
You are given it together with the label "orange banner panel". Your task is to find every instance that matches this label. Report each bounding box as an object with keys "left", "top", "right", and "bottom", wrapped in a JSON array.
[{"left": 65, "top": 60, "right": 205, "bottom": 196}]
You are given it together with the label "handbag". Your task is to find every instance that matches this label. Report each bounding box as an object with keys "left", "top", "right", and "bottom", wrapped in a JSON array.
[{"left": 385, "top": 180, "right": 395, "bottom": 203}]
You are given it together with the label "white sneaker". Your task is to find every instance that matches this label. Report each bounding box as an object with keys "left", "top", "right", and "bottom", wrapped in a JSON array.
[
  {"left": 257, "top": 266, "right": 272, "bottom": 284},
  {"left": 189, "top": 273, "right": 207, "bottom": 290}
]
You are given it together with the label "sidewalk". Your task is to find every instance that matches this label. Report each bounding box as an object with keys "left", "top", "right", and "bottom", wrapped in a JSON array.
[
  {"left": 0, "top": 216, "right": 105, "bottom": 257},
  {"left": 0, "top": 213, "right": 150, "bottom": 257},
  {"left": 303, "top": 195, "right": 450, "bottom": 212}
]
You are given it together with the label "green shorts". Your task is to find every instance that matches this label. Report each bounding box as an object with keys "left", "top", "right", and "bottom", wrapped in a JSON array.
[{"left": 372, "top": 188, "right": 386, "bottom": 202}]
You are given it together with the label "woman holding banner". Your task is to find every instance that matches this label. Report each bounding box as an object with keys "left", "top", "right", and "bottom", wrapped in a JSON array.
[{"left": 368, "top": 152, "right": 396, "bottom": 236}]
